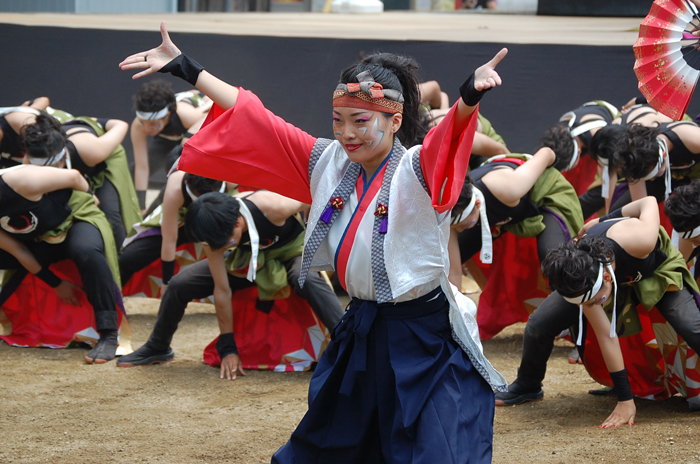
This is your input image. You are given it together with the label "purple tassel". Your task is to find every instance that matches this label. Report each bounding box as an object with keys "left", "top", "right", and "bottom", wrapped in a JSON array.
[
  {"left": 379, "top": 216, "right": 388, "bottom": 234},
  {"left": 320, "top": 205, "right": 334, "bottom": 224}
]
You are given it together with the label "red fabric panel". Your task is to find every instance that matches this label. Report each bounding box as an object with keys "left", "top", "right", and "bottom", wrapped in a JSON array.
[
  {"left": 473, "top": 234, "right": 547, "bottom": 340},
  {"left": 562, "top": 155, "right": 598, "bottom": 197},
  {"left": 583, "top": 305, "right": 699, "bottom": 401},
  {"left": 179, "top": 90, "right": 317, "bottom": 205},
  {"left": 420, "top": 102, "right": 478, "bottom": 213},
  {"left": 202, "top": 286, "right": 330, "bottom": 371},
  {"left": 0, "top": 260, "right": 128, "bottom": 349}
]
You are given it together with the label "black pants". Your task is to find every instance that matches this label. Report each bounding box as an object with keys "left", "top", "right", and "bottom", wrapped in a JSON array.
[
  {"left": 118, "top": 226, "right": 193, "bottom": 286},
  {"left": 514, "top": 287, "right": 700, "bottom": 391},
  {"left": 95, "top": 178, "right": 126, "bottom": 249},
  {"left": 0, "top": 221, "right": 118, "bottom": 332},
  {"left": 458, "top": 210, "right": 568, "bottom": 265},
  {"left": 146, "top": 255, "right": 345, "bottom": 351}
]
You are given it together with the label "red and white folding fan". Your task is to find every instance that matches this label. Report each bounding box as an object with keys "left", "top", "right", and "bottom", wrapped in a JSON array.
[{"left": 634, "top": 0, "right": 700, "bottom": 120}]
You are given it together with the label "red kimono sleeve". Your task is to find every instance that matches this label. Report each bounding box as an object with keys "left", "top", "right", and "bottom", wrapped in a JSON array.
[
  {"left": 420, "top": 102, "right": 479, "bottom": 214},
  {"left": 179, "top": 88, "right": 317, "bottom": 205}
]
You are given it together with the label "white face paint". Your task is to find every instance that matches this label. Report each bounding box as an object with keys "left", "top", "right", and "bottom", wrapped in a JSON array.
[{"left": 365, "top": 117, "right": 385, "bottom": 150}]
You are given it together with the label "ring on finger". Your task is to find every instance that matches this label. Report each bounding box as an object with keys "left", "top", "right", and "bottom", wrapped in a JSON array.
[{"left": 144, "top": 56, "right": 148, "bottom": 62}]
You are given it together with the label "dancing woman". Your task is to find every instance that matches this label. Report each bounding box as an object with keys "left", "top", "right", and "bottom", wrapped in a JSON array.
[
  {"left": 121, "top": 22, "right": 506, "bottom": 463},
  {"left": 495, "top": 197, "right": 700, "bottom": 425}
]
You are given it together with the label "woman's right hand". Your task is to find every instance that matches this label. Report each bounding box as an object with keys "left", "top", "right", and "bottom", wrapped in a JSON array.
[
  {"left": 119, "top": 21, "right": 181, "bottom": 80},
  {"left": 600, "top": 399, "right": 636, "bottom": 428},
  {"left": 55, "top": 280, "right": 82, "bottom": 306},
  {"left": 577, "top": 217, "right": 599, "bottom": 237}
]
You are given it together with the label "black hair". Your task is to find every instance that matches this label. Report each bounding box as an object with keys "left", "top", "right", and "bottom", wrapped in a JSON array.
[
  {"left": 339, "top": 53, "right": 427, "bottom": 147},
  {"left": 184, "top": 192, "right": 241, "bottom": 250},
  {"left": 665, "top": 179, "right": 700, "bottom": 232},
  {"left": 538, "top": 122, "right": 575, "bottom": 171},
  {"left": 452, "top": 175, "right": 476, "bottom": 219},
  {"left": 588, "top": 124, "right": 625, "bottom": 164},
  {"left": 19, "top": 112, "right": 66, "bottom": 159},
  {"left": 541, "top": 236, "right": 614, "bottom": 298},
  {"left": 612, "top": 124, "right": 660, "bottom": 181},
  {"left": 183, "top": 173, "right": 224, "bottom": 197},
  {"left": 132, "top": 79, "right": 177, "bottom": 114}
]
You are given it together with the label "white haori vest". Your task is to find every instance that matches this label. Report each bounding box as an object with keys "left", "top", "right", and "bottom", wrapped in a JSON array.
[{"left": 301, "top": 137, "right": 507, "bottom": 391}]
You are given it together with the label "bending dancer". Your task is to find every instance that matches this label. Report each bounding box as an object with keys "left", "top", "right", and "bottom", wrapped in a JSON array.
[
  {"left": 20, "top": 113, "right": 141, "bottom": 247},
  {"left": 664, "top": 179, "right": 700, "bottom": 279},
  {"left": 117, "top": 191, "right": 344, "bottom": 370},
  {"left": 120, "top": 22, "right": 506, "bottom": 463},
  {"left": 0, "top": 164, "right": 122, "bottom": 363},
  {"left": 130, "top": 80, "right": 210, "bottom": 212},
  {"left": 450, "top": 133, "right": 584, "bottom": 287},
  {"left": 119, "top": 169, "right": 231, "bottom": 292},
  {"left": 0, "top": 98, "right": 52, "bottom": 168},
  {"left": 612, "top": 122, "right": 700, "bottom": 207},
  {"left": 495, "top": 197, "right": 700, "bottom": 426}
]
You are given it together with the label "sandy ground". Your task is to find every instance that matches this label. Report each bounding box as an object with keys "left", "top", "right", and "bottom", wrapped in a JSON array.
[{"left": 1, "top": 295, "right": 699, "bottom": 464}]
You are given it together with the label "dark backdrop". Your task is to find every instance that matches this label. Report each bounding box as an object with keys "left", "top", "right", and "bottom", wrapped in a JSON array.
[
  {"left": 3, "top": 23, "right": 697, "bottom": 162},
  {"left": 537, "top": 0, "right": 654, "bottom": 17}
]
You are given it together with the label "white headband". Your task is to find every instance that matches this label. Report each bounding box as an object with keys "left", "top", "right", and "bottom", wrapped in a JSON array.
[
  {"left": 570, "top": 119, "right": 608, "bottom": 138},
  {"left": 562, "top": 137, "right": 580, "bottom": 172},
  {"left": 185, "top": 180, "right": 226, "bottom": 202},
  {"left": 27, "top": 147, "right": 69, "bottom": 168},
  {"left": 451, "top": 186, "right": 492, "bottom": 263},
  {"left": 599, "top": 157, "right": 612, "bottom": 199},
  {"left": 641, "top": 137, "right": 672, "bottom": 198},
  {"left": 136, "top": 107, "right": 169, "bottom": 120},
  {"left": 672, "top": 224, "right": 700, "bottom": 248},
  {"left": 562, "top": 262, "right": 618, "bottom": 345},
  {"left": 452, "top": 191, "right": 477, "bottom": 226}
]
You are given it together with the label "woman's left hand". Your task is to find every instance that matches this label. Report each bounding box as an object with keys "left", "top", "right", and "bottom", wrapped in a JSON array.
[
  {"left": 119, "top": 21, "right": 181, "bottom": 80},
  {"left": 473, "top": 48, "right": 508, "bottom": 92},
  {"left": 600, "top": 399, "right": 636, "bottom": 428}
]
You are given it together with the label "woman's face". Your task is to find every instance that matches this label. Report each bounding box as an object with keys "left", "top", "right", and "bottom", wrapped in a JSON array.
[
  {"left": 138, "top": 113, "right": 171, "bottom": 136},
  {"left": 332, "top": 107, "right": 401, "bottom": 169}
]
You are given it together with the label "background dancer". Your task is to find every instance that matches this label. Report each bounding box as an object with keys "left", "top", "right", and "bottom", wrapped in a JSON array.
[
  {"left": 117, "top": 190, "right": 344, "bottom": 372},
  {"left": 130, "top": 79, "right": 209, "bottom": 212},
  {"left": 495, "top": 197, "right": 700, "bottom": 424}
]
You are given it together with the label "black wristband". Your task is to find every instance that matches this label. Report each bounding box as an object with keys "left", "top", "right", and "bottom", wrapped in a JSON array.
[
  {"left": 216, "top": 332, "right": 239, "bottom": 359},
  {"left": 96, "top": 118, "right": 110, "bottom": 129},
  {"left": 459, "top": 71, "right": 491, "bottom": 107},
  {"left": 609, "top": 368, "right": 633, "bottom": 402},
  {"left": 35, "top": 267, "right": 61, "bottom": 288},
  {"left": 635, "top": 96, "right": 648, "bottom": 105},
  {"left": 159, "top": 54, "right": 205, "bottom": 87},
  {"left": 161, "top": 259, "right": 175, "bottom": 285},
  {"left": 599, "top": 208, "right": 623, "bottom": 222},
  {"left": 136, "top": 190, "right": 147, "bottom": 210}
]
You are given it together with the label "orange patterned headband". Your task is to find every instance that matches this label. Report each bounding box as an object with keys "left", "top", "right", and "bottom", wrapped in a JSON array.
[{"left": 333, "top": 70, "right": 404, "bottom": 114}]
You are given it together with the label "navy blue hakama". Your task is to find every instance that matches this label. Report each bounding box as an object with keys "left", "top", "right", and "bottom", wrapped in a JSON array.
[{"left": 272, "top": 287, "right": 495, "bottom": 464}]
